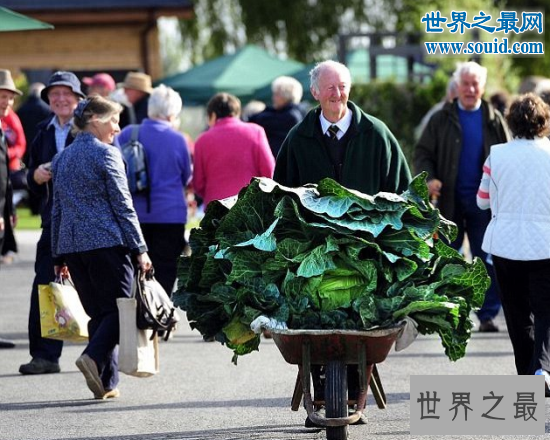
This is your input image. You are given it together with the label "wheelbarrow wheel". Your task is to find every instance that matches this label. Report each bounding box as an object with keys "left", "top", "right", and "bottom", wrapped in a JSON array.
[{"left": 325, "top": 360, "right": 348, "bottom": 440}]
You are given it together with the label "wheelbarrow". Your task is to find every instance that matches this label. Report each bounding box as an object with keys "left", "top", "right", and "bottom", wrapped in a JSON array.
[{"left": 271, "top": 326, "right": 403, "bottom": 440}]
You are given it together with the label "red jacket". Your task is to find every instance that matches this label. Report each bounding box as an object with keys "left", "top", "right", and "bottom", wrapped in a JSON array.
[{"left": 2, "top": 108, "right": 26, "bottom": 171}]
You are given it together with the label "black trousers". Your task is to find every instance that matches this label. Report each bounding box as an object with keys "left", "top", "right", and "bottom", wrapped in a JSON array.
[
  {"left": 492, "top": 256, "right": 550, "bottom": 375},
  {"left": 66, "top": 246, "right": 133, "bottom": 391},
  {"left": 140, "top": 223, "right": 186, "bottom": 295},
  {"left": 312, "top": 364, "right": 360, "bottom": 406}
]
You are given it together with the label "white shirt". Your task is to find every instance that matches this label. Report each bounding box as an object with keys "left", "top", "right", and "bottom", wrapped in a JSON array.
[{"left": 319, "top": 110, "right": 352, "bottom": 140}]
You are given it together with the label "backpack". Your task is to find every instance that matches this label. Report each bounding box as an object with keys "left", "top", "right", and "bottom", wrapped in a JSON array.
[
  {"left": 134, "top": 269, "right": 180, "bottom": 341},
  {"left": 121, "top": 124, "right": 150, "bottom": 211}
]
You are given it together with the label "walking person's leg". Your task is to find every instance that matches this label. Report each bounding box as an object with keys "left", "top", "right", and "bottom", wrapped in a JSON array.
[
  {"left": 140, "top": 223, "right": 185, "bottom": 295},
  {"left": 20, "top": 229, "right": 63, "bottom": 374},
  {"left": 492, "top": 256, "right": 533, "bottom": 375},
  {"left": 527, "top": 259, "right": 550, "bottom": 374},
  {"left": 67, "top": 247, "right": 133, "bottom": 398},
  {"left": 462, "top": 196, "right": 501, "bottom": 331}
]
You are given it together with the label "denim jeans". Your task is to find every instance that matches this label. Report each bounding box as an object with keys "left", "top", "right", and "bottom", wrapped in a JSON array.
[{"left": 450, "top": 195, "right": 501, "bottom": 322}]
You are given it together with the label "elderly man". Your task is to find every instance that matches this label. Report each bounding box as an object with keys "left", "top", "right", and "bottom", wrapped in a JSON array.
[
  {"left": 19, "top": 71, "right": 85, "bottom": 374},
  {"left": 0, "top": 69, "right": 21, "bottom": 349},
  {"left": 275, "top": 60, "right": 410, "bottom": 194},
  {"left": 414, "top": 61, "right": 510, "bottom": 333},
  {"left": 117, "top": 71, "right": 153, "bottom": 128},
  {"left": 250, "top": 75, "right": 305, "bottom": 158},
  {"left": 274, "top": 60, "right": 411, "bottom": 427}
]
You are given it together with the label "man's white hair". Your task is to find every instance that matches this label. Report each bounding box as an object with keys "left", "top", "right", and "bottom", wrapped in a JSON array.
[
  {"left": 453, "top": 61, "right": 487, "bottom": 89},
  {"left": 310, "top": 60, "right": 352, "bottom": 93}
]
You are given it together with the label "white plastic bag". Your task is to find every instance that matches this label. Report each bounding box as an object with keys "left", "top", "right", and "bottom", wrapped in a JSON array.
[{"left": 117, "top": 297, "right": 159, "bottom": 377}]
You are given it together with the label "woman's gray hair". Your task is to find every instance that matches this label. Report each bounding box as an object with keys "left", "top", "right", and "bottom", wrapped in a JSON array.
[
  {"left": 271, "top": 76, "right": 303, "bottom": 104},
  {"left": 453, "top": 61, "right": 487, "bottom": 89},
  {"left": 309, "top": 60, "right": 351, "bottom": 94},
  {"left": 148, "top": 84, "right": 182, "bottom": 120}
]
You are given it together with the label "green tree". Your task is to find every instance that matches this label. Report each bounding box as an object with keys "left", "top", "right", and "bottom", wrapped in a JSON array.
[
  {"left": 178, "top": 0, "right": 405, "bottom": 64},
  {"left": 495, "top": 0, "right": 549, "bottom": 77}
]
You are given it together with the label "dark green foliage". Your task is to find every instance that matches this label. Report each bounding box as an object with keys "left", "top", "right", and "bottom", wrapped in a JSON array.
[{"left": 174, "top": 174, "right": 489, "bottom": 363}]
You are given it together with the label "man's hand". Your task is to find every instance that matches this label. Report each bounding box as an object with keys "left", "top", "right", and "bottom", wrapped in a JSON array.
[
  {"left": 427, "top": 179, "right": 442, "bottom": 199},
  {"left": 34, "top": 163, "right": 52, "bottom": 185},
  {"left": 0, "top": 217, "right": 4, "bottom": 232}
]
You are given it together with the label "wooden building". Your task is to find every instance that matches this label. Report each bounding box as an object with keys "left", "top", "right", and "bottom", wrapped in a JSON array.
[{"left": 0, "top": 0, "right": 193, "bottom": 82}]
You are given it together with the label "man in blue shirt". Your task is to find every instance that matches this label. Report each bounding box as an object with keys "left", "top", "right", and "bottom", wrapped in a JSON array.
[{"left": 414, "top": 61, "right": 510, "bottom": 332}]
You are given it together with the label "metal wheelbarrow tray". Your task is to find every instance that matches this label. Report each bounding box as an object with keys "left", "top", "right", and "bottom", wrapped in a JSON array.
[{"left": 271, "top": 326, "right": 403, "bottom": 440}]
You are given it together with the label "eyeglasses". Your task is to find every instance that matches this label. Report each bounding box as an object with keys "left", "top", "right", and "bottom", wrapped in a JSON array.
[{"left": 48, "top": 90, "right": 77, "bottom": 100}]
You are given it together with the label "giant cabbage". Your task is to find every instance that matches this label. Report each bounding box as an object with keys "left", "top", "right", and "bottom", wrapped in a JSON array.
[{"left": 174, "top": 173, "right": 489, "bottom": 363}]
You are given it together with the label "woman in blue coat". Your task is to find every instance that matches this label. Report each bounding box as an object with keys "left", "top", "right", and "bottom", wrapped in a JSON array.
[{"left": 51, "top": 95, "right": 152, "bottom": 399}]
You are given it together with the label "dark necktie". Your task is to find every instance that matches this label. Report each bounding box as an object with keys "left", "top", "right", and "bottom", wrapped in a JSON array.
[{"left": 327, "top": 124, "right": 339, "bottom": 140}]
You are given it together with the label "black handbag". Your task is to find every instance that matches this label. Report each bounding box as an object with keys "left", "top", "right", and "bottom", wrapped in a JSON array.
[
  {"left": 133, "top": 268, "right": 180, "bottom": 341},
  {"left": 9, "top": 168, "right": 28, "bottom": 190}
]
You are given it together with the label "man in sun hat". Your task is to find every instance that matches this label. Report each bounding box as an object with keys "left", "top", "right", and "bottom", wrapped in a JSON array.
[
  {"left": 19, "top": 71, "right": 85, "bottom": 374},
  {"left": 0, "top": 69, "right": 22, "bottom": 349},
  {"left": 82, "top": 72, "right": 116, "bottom": 98},
  {"left": 116, "top": 71, "right": 153, "bottom": 128}
]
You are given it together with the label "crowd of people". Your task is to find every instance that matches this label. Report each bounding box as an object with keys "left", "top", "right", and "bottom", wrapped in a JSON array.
[{"left": 1, "top": 58, "right": 550, "bottom": 410}]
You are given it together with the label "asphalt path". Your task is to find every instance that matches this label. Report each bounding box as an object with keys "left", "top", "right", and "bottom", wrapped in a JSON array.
[{"left": 0, "top": 230, "right": 547, "bottom": 440}]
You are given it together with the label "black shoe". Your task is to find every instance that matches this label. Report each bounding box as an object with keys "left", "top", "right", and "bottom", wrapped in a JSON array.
[
  {"left": 19, "top": 358, "right": 61, "bottom": 375},
  {"left": 0, "top": 338, "right": 15, "bottom": 349},
  {"left": 479, "top": 319, "right": 499, "bottom": 332}
]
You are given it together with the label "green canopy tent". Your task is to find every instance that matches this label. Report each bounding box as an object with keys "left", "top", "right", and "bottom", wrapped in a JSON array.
[
  {"left": 159, "top": 45, "right": 304, "bottom": 106},
  {"left": 0, "top": 6, "right": 54, "bottom": 32}
]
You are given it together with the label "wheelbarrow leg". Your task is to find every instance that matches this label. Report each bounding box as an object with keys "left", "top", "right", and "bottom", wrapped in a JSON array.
[
  {"left": 291, "top": 369, "right": 303, "bottom": 411},
  {"left": 370, "top": 364, "right": 387, "bottom": 409}
]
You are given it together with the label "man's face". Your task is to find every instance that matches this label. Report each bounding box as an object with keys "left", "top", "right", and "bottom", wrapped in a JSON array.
[
  {"left": 311, "top": 67, "right": 350, "bottom": 122},
  {"left": 0, "top": 90, "right": 15, "bottom": 118},
  {"left": 124, "top": 88, "right": 146, "bottom": 104},
  {"left": 47, "top": 86, "right": 79, "bottom": 121},
  {"left": 458, "top": 72, "right": 484, "bottom": 110}
]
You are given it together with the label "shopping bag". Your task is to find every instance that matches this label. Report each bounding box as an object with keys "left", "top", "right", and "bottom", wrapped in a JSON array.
[
  {"left": 38, "top": 279, "right": 90, "bottom": 342},
  {"left": 134, "top": 268, "right": 179, "bottom": 340},
  {"left": 117, "top": 297, "right": 159, "bottom": 377}
]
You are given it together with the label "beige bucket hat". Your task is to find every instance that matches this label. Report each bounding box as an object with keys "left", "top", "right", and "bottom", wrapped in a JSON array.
[
  {"left": 0, "top": 69, "right": 22, "bottom": 95},
  {"left": 118, "top": 72, "right": 153, "bottom": 94}
]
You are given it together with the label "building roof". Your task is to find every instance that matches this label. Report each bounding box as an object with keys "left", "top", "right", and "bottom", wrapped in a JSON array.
[{"left": 0, "top": 0, "right": 192, "bottom": 11}]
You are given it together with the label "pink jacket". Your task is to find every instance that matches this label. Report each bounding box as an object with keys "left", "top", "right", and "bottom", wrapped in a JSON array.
[{"left": 193, "top": 117, "right": 275, "bottom": 206}]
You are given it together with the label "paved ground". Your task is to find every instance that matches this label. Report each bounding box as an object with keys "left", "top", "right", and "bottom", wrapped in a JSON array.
[{"left": 0, "top": 230, "right": 548, "bottom": 440}]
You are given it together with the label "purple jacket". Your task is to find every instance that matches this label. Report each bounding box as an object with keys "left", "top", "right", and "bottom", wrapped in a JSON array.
[{"left": 117, "top": 118, "right": 192, "bottom": 224}]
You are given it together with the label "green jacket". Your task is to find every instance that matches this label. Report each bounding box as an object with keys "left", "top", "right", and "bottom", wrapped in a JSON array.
[
  {"left": 413, "top": 99, "right": 510, "bottom": 219},
  {"left": 273, "top": 101, "right": 412, "bottom": 195}
]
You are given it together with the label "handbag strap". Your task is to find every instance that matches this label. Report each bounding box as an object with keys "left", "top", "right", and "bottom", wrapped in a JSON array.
[{"left": 55, "top": 276, "right": 76, "bottom": 289}]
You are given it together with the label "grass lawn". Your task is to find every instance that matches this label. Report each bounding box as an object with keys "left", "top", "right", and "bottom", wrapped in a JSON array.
[
  {"left": 16, "top": 207, "right": 41, "bottom": 230},
  {"left": 15, "top": 207, "right": 202, "bottom": 232}
]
